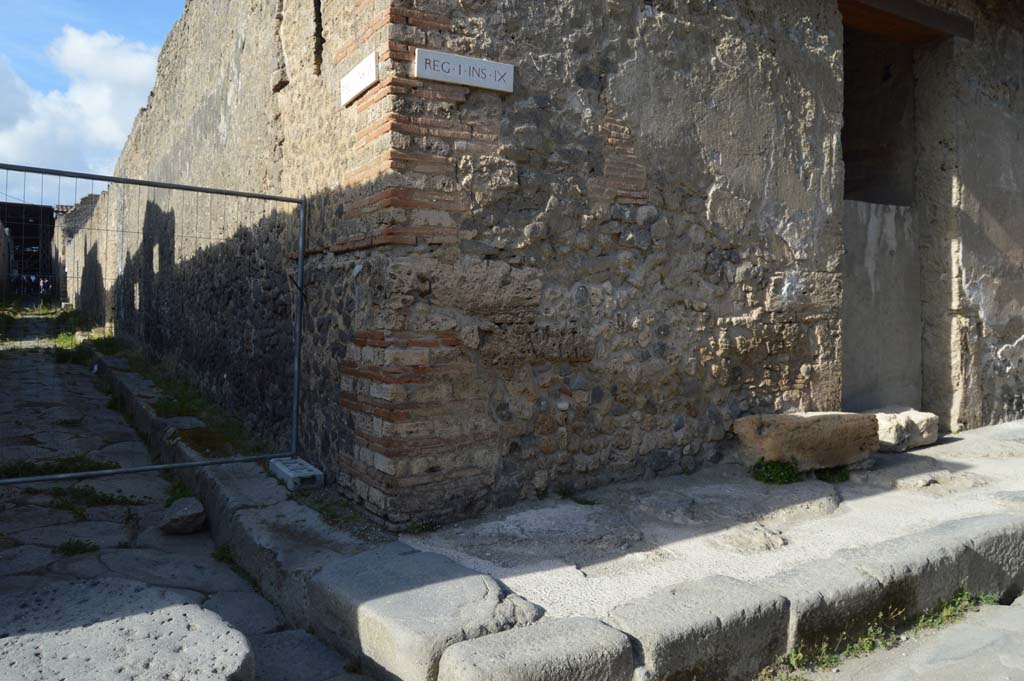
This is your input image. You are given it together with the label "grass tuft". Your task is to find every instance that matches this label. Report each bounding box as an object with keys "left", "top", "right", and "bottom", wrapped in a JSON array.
[
  {"left": 164, "top": 479, "right": 193, "bottom": 508},
  {"left": 90, "top": 336, "right": 129, "bottom": 356},
  {"left": 913, "top": 588, "right": 999, "bottom": 632},
  {"left": 48, "top": 486, "right": 142, "bottom": 520},
  {"left": 751, "top": 459, "right": 802, "bottom": 485},
  {"left": 212, "top": 544, "right": 261, "bottom": 590},
  {"left": 54, "top": 538, "right": 99, "bottom": 556},
  {"left": 0, "top": 456, "right": 118, "bottom": 479},
  {"left": 757, "top": 588, "right": 999, "bottom": 680}
]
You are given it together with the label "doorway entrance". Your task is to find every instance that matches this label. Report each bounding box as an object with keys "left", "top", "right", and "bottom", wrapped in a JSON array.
[{"left": 837, "top": 0, "right": 973, "bottom": 415}]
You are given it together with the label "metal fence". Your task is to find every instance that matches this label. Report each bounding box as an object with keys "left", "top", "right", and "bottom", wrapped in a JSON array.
[{"left": 0, "top": 162, "right": 307, "bottom": 484}]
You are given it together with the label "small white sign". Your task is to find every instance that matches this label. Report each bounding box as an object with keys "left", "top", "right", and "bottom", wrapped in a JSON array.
[
  {"left": 340, "top": 52, "right": 379, "bottom": 106},
  {"left": 413, "top": 48, "right": 514, "bottom": 93}
]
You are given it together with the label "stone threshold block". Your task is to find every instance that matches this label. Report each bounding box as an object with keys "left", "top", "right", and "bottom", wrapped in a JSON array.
[
  {"left": 309, "top": 542, "right": 544, "bottom": 681},
  {"left": 867, "top": 406, "right": 940, "bottom": 452},
  {"left": 734, "top": 412, "right": 880, "bottom": 470},
  {"left": 607, "top": 575, "right": 789, "bottom": 681},
  {"left": 437, "top": 617, "right": 635, "bottom": 681}
]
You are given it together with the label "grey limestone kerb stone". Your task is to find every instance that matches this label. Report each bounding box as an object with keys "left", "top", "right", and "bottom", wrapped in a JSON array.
[
  {"left": 437, "top": 617, "right": 635, "bottom": 681},
  {"left": 607, "top": 575, "right": 789, "bottom": 681},
  {"left": 308, "top": 542, "right": 543, "bottom": 681}
]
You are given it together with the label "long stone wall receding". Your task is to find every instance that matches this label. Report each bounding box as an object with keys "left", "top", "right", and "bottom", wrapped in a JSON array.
[{"left": 56, "top": 0, "right": 1024, "bottom": 528}]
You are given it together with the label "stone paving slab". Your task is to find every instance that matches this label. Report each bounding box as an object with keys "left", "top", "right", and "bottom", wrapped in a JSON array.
[
  {"left": 0, "top": 545, "right": 58, "bottom": 576},
  {"left": 9, "top": 520, "right": 132, "bottom": 548},
  {"left": 204, "top": 590, "right": 286, "bottom": 636},
  {"left": 0, "top": 578, "right": 254, "bottom": 681},
  {"left": 75, "top": 473, "right": 169, "bottom": 502},
  {"left": 99, "top": 547, "right": 253, "bottom": 593}
]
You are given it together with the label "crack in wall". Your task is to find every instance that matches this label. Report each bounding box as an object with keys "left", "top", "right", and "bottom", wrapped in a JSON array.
[{"left": 312, "top": 0, "right": 324, "bottom": 77}]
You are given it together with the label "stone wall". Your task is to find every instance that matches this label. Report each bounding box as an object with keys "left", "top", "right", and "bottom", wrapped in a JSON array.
[
  {"left": 915, "top": 0, "right": 1024, "bottom": 431},
  {"left": 318, "top": 0, "right": 846, "bottom": 525},
  {"left": 59, "top": 0, "right": 1024, "bottom": 527}
]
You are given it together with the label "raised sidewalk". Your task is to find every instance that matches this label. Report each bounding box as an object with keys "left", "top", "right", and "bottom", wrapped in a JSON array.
[{"left": 95, "top": 347, "right": 1024, "bottom": 681}]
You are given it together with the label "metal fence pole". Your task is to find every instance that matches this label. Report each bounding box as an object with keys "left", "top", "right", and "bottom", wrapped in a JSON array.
[{"left": 291, "top": 195, "right": 306, "bottom": 455}]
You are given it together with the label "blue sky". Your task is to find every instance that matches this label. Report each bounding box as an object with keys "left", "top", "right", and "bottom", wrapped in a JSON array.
[{"left": 0, "top": 1, "right": 183, "bottom": 179}]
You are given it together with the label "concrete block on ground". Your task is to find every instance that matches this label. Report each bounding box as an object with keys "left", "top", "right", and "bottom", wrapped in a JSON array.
[
  {"left": 0, "top": 577, "right": 253, "bottom": 680},
  {"left": 733, "top": 412, "right": 879, "bottom": 470},
  {"left": 437, "top": 617, "right": 635, "bottom": 681},
  {"left": 762, "top": 558, "right": 889, "bottom": 650},
  {"left": 868, "top": 406, "right": 940, "bottom": 451},
  {"left": 309, "top": 542, "right": 544, "bottom": 681},
  {"left": 607, "top": 575, "right": 788, "bottom": 681}
]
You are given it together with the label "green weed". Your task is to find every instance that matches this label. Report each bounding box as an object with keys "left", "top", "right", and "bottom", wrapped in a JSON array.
[
  {"left": 212, "top": 544, "right": 235, "bottom": 565},
  {"left": 55, "top": 331, "right": 76, "bottom": 350},
  {"left": 54, "top": 539, "right": 99, "bottom": 556},
  {"left": 48, "top": 486, "right": 142, "bottom": 520},
  {"left": 758, "top": 589, "right": 998, "bottom": 680},
  {"left": 90, "top": 336, "right": 129, "bottom": 356},
  {"left": 751, "top": 459, "right": 802, "bottom": 485},
  {"left": 164, "top": 479, "right": 193, "bottom": 508},
  {"left": 0, "top": 456, "right": 118, "bottom": 479},
  {"left": 913, "top": 589, "right": 999, "bottom": 632},
  {"left": 212, "top": 544, "right": 261, "bottom": 590}
]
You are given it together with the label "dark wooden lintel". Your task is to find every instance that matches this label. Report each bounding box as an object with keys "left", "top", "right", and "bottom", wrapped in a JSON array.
[{"left": 839, "top": 0, "right": 974, "bottom": 45}]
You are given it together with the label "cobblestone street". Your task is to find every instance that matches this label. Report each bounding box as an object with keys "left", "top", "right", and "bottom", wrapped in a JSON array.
[{"left": 0, "top": 309, "right": 360, "bottom": 681}]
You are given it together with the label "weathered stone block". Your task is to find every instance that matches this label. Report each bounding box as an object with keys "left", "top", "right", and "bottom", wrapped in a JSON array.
[
  {"left": 226, "top": 501, "right": 367, "bottom": 629},
  {"left": 762, "top": 559, "right": 887, "bottom": 651},
  {"left": 733, "top": 412, "right": 879, "bottom": 470},
  {"left": 607, "top": 575, "right": 788, "bottom": 681},
  {"left": 160, "top": 497, "right": 206, "bottom": 534},
  {"left": 959, "top": 514, "right": 1024, "bottom": 600},
  {"left": 308, "top": 542, "right": 543, "bottom": 681},
  {"left": 868, "top": 406, "right": 940, "bottom": 452},
  {"left": 437, "top": 617, "right": 635, "bottom": 681}
]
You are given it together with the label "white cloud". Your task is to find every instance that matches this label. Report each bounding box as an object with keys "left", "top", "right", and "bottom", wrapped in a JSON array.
[{"left": 0, "top": 27, "right": 158, "bottom": 175}]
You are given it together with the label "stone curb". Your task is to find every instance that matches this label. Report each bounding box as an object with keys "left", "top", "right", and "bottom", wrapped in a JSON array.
[
  {"left": 88, "top": 349, "right": 1024, "bottom": 681},
  {"left": 437, "top": 617, "right": 634, "bottom": 681},
  {"left": 88, "top": 351, "right": 544, "bottom": 681}
]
